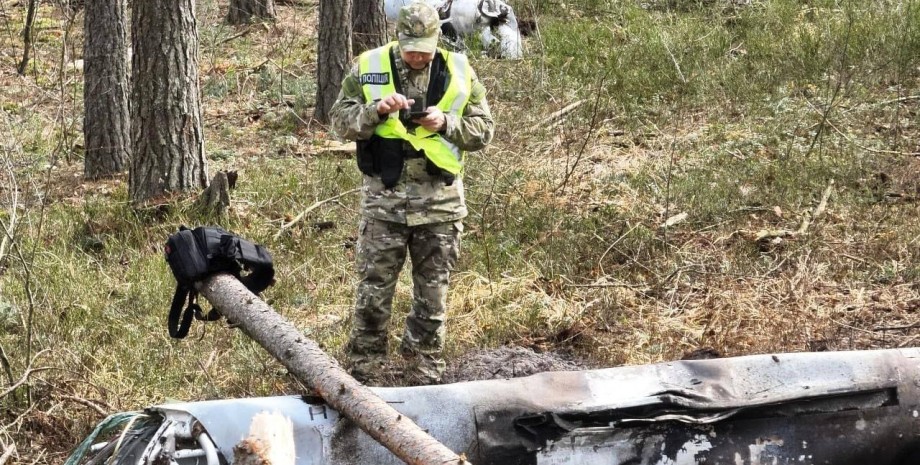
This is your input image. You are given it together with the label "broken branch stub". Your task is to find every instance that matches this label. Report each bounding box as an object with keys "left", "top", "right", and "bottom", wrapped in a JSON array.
[{"left": 196, "top": 273, "right": 473, "bottom": 465}]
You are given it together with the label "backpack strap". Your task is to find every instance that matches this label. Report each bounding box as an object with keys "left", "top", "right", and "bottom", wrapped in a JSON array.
[
  {"left": 168, "top": 284, "right": 197, "bottom": 339},
  {"left": 168, "top": 286, "right": 222, "bottom": 339},
  {"left": 192, "top": 291, "right": 223, "bottom": 322}
]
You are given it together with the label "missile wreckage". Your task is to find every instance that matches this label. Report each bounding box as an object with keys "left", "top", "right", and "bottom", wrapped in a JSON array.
[
  {"left": 384, "top": 0, "right": 524, "bottom": 59},
  {"left": 69, "top": 347, "right": 920, "bottom": 465},
  {"left": 67, "top": 240, "right": 920, "bottom": 465}
]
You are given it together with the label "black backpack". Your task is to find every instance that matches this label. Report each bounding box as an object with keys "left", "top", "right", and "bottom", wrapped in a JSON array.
[{"left": 164, "top": 226, "right": 275, "bottom": 339}]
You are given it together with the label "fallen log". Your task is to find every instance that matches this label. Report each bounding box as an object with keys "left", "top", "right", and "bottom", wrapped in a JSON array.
[{"left": 197, "top": 273, "right": 472, "bottom": 465}]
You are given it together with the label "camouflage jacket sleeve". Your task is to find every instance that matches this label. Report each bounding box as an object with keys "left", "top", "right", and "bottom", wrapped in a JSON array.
[
  {"left": 329, "top": 63, "right": 381, "bottom": 141},
  {"left": 443, "top": 67, "right": 494, "bottom": 152}
]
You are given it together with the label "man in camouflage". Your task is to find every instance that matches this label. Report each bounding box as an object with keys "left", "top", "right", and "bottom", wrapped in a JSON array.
[{"left": 330, "top": 1, "right": 494, "bottom": 385}]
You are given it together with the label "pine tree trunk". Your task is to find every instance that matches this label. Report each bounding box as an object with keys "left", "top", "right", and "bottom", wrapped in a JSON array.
[
  {"left": 17, "top": 0, "right": 38, "bottom": 75},
  {"left": 352, "top": 0, "right": 387, "bottom": 55},
  {"left": 314, "top": 0, "right": 352, "bottom": 123},
  {"left": 83, "top": 0, "right": 130, "bottom": 180},
  {"left": 129, "top": 0, "right": 208, "bottom": 204},
  {"left": 227, "top": 0, "right": 276, "bottom": 25},
  {"left": 197, "top": 273, "right": 473, "bottom": 465}
]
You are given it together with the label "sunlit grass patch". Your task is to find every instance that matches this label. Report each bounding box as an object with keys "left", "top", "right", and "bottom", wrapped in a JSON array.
[{"left": 2, "top": 0, "right": 920, "bottom": 461}]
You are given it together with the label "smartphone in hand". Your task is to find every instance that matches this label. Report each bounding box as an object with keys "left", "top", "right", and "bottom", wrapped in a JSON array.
[{"left": 409, "top": 98, "right": 429, "bottom": 119}]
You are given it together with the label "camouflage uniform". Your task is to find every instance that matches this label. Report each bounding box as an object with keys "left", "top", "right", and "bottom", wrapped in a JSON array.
[{"left": 329, "top": 2, "right": 494, "bottom": 384}]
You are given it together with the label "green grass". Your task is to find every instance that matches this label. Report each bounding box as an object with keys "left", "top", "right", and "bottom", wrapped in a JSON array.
[{"left": 2, "top": 0, "right": 920, "bottom": 462}]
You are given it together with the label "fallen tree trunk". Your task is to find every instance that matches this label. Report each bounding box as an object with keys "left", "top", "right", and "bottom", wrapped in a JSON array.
[{"left": 197, "top": 273, "right": 472, "bottom": 465}]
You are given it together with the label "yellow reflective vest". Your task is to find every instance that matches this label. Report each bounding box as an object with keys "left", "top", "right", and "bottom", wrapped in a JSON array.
[{"left": 358, "top": 42, "right": 473, "bottom": 175}]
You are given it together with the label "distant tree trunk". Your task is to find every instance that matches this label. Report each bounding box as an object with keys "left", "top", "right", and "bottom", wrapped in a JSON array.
[
  {"left": 352, "top": 0, "right": 386, "bottom": 55},
  {"left": 197, "top": 273, "right": 472, "bottom": 465},
  {"left": 54, "top": 0, "right": 86, "bottom": 15},
  {"left": 83, "top": 0, "right": 130, "bottom": 180},
  {"left": 227, "top": 0, "right": 276, "bottom": 25},
  {"left": 17, "top": 0, "right": 38, "bottom": 74},
  {"left": 314, "top": 0, "right": 352, "bottom": 123},
  {"left": 130, "top": 0, "right": 208, "bottom": 204}
]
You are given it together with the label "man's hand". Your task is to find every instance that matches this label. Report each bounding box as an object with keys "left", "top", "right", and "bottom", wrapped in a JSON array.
[
  {"left": 376, "top": 94, "right": 411, "bottom": 116},
  {"left": 413, "top": 106, "right": 446, "bottom": 132}
]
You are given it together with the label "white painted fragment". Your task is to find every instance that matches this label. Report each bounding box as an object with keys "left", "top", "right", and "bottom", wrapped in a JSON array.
[
  {"left": 855, "top": 419, "right": 867, "bottom": 431},
  {"left": 750, "top": 444, "right": 763, "bottom": 465},
  {"left": 653, "top": 434, "right": 714, "bottom": 465}
]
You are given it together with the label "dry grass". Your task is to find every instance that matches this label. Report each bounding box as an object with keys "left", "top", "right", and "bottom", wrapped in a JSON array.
[{"left": 1, "top": 0, "right": 920, "bottom": 463}]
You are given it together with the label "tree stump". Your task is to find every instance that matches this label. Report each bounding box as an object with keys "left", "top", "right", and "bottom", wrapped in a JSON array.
[
  {"left": 197, "top": 171, "right": 232, "bottom": 214},
  {"left": 228, "top": 0, "right": 276, "bottom": 25}
]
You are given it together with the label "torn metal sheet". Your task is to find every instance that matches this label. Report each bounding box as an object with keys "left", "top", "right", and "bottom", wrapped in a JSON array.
[{"left": 71, "top": 348, "right": 920, "bottom": 465}]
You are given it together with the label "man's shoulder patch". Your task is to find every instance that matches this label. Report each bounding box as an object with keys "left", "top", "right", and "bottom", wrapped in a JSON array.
[{"left": 360, "top": 73, "right": 390, "bottom": 85}]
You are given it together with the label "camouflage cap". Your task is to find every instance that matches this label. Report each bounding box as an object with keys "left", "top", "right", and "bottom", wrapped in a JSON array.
[{"left": 397, "top": 2, "right": 440, "bottom": 53}]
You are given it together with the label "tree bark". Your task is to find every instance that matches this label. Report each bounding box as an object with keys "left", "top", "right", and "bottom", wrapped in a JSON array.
[
  {"left": 17, "top": 0, "right": 38, "bottom": 75},
  {"left": 314, "top": 0, "right": 352, "bottom": 123},
  {"left": 227, "top": 0, "right": 276, "bottom": 25},
  {"left": 197, "top": 273, "right": 473, "bottom": 465},
  {"left": 352, "top": 0, "right": 387, "bottom": 55},
  {"left": 83, "top": 0, "right": 130, "bottom": 180},
  {"left": 129, "top": 0, "right": 208, "bottom": 204}
]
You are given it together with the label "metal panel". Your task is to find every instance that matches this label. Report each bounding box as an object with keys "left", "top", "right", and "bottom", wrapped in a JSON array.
[{"left": 135, "top": 348, "right": 920, "bottom": 465}]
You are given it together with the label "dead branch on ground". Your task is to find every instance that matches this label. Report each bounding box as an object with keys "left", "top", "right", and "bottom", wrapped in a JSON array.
[
  {"left": 59, "top": 395, "right": 109, "bottom": 416},
  {"left": 526, "top": 100, "right": 583, "bottom": 133},
  {"left": 274, "top": 188, "right": 360, "bottom": 239},
  {"left": 720, "top": 180, "right": 836, "bottom": 245},
  {"left": 216, "top": 27, "right": 253, "bottom": 47},
  {"left": 0, "top": 443, "right": 16, "bottom": 465},
  {"left": 0, "top": 349, "right": 52, "bottom": 399}
]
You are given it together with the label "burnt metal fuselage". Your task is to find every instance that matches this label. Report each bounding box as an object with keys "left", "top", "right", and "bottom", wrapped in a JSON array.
[{"left": 74, "top": 348, "right": 920, "bottom": 465}]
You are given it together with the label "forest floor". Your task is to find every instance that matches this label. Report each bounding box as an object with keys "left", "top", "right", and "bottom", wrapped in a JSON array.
[{"left": 1, "top": 0, "right": 920, "bottom": 463}]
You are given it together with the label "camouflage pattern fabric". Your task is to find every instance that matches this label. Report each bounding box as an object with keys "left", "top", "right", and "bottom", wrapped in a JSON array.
[
  {"left": 396, "top": 2, "right": 440, "bottom": 53},
  {"left": 329, "top": 44, "right": 494, "bottom": 225},
  {"left": 330, "top": 36, "right": 493, "bottom": 385},
  {"left": 346, "top": 217, "right": 461, "bottom": 384}
]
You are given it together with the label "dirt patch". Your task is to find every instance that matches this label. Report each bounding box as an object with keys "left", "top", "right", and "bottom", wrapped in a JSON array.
[{"left": 443, "top": 346, "right": 587, "bottom": 383}]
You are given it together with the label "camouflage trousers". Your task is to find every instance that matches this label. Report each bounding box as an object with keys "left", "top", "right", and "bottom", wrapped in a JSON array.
[{"left": 347, "top": 217, "right": 462, "bottom": 384}]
